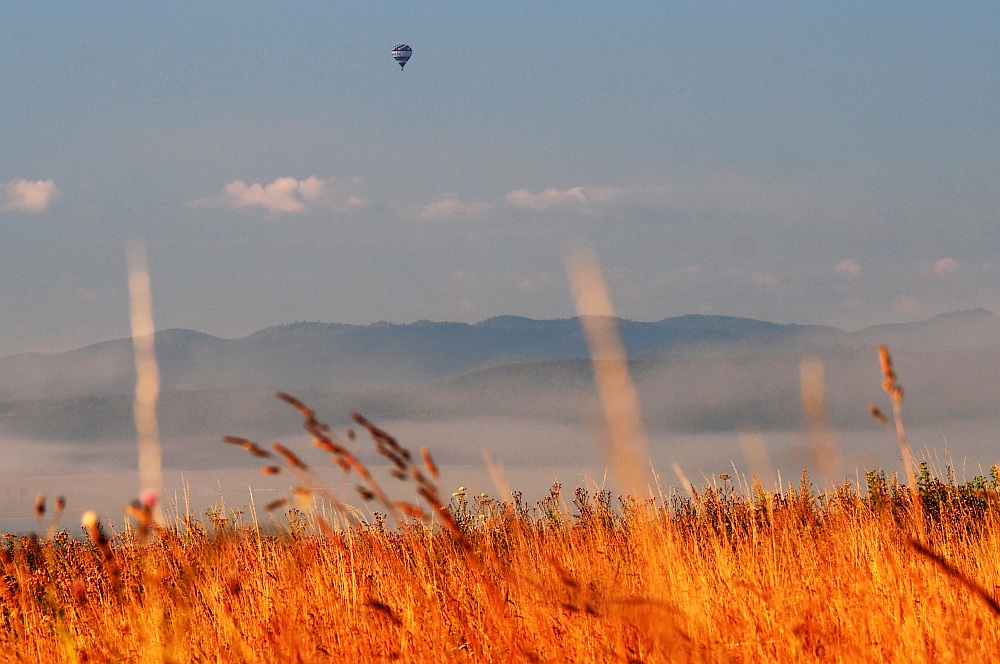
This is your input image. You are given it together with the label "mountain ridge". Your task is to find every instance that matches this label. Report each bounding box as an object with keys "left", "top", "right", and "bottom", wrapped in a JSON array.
[
  {"left": 0, "top": 309, "right": 998, "bottom": 443},
  {"left": 0, "top": 308, "right": 995, "bottom": 403}
]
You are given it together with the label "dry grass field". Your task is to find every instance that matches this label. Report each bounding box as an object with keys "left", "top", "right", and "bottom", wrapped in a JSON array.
[{"left": 2, "top": 384, "right": 999, "bottom": 663}]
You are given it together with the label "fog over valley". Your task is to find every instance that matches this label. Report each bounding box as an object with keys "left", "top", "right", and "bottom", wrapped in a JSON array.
[{"left": 1, "top": 310, "right": 998, "bottom": 531}]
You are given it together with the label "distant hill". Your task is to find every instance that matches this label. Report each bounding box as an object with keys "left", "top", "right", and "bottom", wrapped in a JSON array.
[
  {"left": 0, "top": 310, "right": 997, "bottom": 442},
  {"left": 0, "top": 314, "right": 854, "bottom": 402},
  {"left": 850, "top": 308, "right": 1000, "bottom": 347}
]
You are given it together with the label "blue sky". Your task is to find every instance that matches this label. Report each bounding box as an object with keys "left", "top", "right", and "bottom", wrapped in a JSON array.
[{"left": 1, "top": 2, "right": 998, "bottom": 354}]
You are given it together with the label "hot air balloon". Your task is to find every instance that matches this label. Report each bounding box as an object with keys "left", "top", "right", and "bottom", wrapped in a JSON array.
[{"left": 392, "top": 44, "right": 412, "bottom": 70}]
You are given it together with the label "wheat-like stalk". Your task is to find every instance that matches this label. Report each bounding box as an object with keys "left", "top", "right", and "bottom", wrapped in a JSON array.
[{"left": 878, "top": 345, "right": 917, "bottom": 487}]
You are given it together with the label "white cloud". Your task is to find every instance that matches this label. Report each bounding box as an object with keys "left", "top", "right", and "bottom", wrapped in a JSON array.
[
  {"left": 933, "top": 257, "right": 959, "bottom": 276},
  {"left": 835, "top": 259, "right": 862, "bottom": 277},
  {"left": 498, "top": 175, "right": 882, "bottom": 226},
  {"left": 418, "top": 195, "right": 494, "bottom": 220},
  {"left": 1, "top": 179, "right": 59, "bottom": 213},
  {"left": 198, "top": 176, "right": 336, "bottom": 215},
  {"left": 411, "top": 174, "right": 880, "bottom": 228},
  {"left": 225, "top": 176, "right": 325, "bottom": 213},
  {"left": 297, "top": 176, "right": 325, "bottom": 203},
  {"left": 504, "top": 186, "right": 621, "bottom": 213}
]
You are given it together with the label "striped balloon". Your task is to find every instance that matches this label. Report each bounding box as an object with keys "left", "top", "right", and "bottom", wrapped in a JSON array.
[{"left": 392, "top": 44, "right": 412, "bottom": 70}]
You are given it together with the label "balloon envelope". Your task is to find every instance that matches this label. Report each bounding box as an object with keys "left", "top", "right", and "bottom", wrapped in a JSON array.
[{"left": 392, "top": 44, "right": 412, "bottom": 69}]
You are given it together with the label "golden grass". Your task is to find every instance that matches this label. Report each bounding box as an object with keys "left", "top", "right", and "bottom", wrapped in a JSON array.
[{"left": 2, "top": 405, "right": 999, "bottom": 662}]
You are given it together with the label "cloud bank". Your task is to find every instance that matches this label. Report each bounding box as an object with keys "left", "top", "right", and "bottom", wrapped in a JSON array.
[
  {"left": 197, "top": 176, "right": 368, "bottom": 216},
  {"left": 1, "top": 179, "right": 59, "bottom": 213},
  {"left": 415, "top": 176, "right": 880, "bottom": 226},
  {"left": 219, "top": 176, "right": 325, "bottom": 214},
  {"left": 504, "top": 186, "right": 621, "bottom": 213}
]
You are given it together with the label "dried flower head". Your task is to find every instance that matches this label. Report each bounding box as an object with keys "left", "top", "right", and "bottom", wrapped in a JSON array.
[
  {"left": 421, "top": 446, "right": 440, "bottom": 481},
  {"left": 878, "top": 345, "right": 904, "bottom": 404},
  {"left": 869, "top": 404, "right": 889, "bottom": 424}
]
